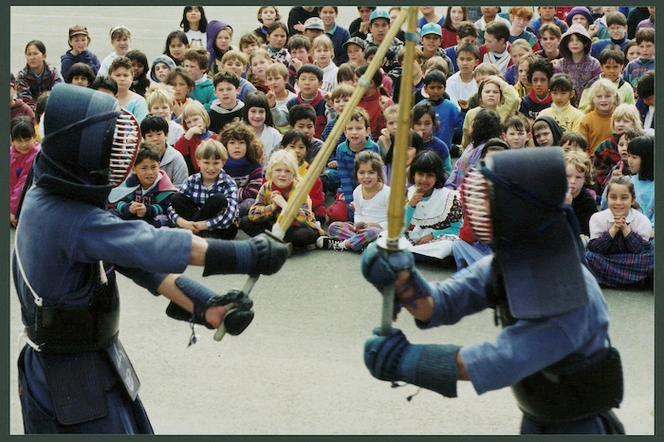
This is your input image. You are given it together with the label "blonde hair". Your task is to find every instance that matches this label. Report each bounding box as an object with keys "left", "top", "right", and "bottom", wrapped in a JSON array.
[
  {"left": 611, "top": 103, "right": 643, "bottom": 131},
  {"left": 247, "top": 49, "right": 272, "bottom": 83},
  {"left": 181, "top": 100, "right": 210, "bottom": 130},
  {"left": 585, "top": 78, "right": 620, "bottom": 113},
  {"left": 311, "top": 34, "right": 335, "bottom": 55},
  {"left": 564, "top": 149, "right": 593, "bottom": 185},
  {"left": 473, "top": 62, "right": 500, "bottom": 78},
  {"left": 221, "top": 49, "right": 248, "bottom": 66},
  {"left": 510, "top": 38, "right": 533, "bottom": 55},
  {"left": 265, "top": 149, "right": 300, "bottom": 185},
  {"left": 383, "top": 104, "right": 399, "bottom": 119},
  {"left": 330, "top": 83, "right": 354, "bottom": 101},
  {"left": 265, "top": 62, "right": 289, "bottom": 79},
  {"left": 145, "top": 83, "right": 175, "bottom": 110},
  {"left": 423, "top": 55, "right": 448, "bottom": 76},
  {"left": 195, "top": 138, "right": 228, "bottom": 161}
]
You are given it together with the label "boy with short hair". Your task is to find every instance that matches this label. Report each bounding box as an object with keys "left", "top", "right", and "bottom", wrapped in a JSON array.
[
  {"left": 98, "top": 25, "right": 132, "bottom": 77},
  {"left": 220, "top": 50, "right": 257, "bottom": 102},
  {"left": 535, "top": 23, "right": 562, "bottom": 61},
  {"left": 139, "top": 114, "right": 188, "bottom": 187},
  {"left": 111, "top": 144, "right": 178, "bottom": 228},
  {"left": 419, "top": 69, "right": 463, "bottom": 150},
  {"left": 286, "top": 64, "right": 327, "bottom": 139},
  {"left": 288, "top": 104, "right": 324, "bottom": 164},
  {"left": 501, "top": 113, "right": 531, "bottom": 149},
  {"left": 326, "top": 107, "right": 380, "bottom": 222},
  {"left": 580, "top": 46, "right": 635, "bottom": 111},
  {"left": 518, "top": 56, "right": 554, "bottom": 122},
  {"left": 591, "top": 11, "right": 630, "bottom": 58},
  {"left": 168, "top": 138, "right": 239, "bottom": 240},
  {"left": 445, "top": 21, "right": 479, "bottom": 72},
  {"left": 444, "top": 43, "right": 479, "bottom": 111},
  {"left": 342, "top": 37, "right": 367, "bottom": 66},
  {"left": 184, "top": 48, "right": 216, "bottom": 110},
  {"left": 377, "top": 104, "right": 399, "bottom": 160},
  {"left": 60, "top": 24, "right": 100, "bottom": 79},
  {"left": 208, "top": 70, "right": 244, "bottom": 133},
  {"left": 238, "top": 32, "right": 261, "bottom": 56},
  {"left": 265, "top": 62, "right": 297, "bottom": 132},
  {"left": 622, "top": 27, "right": 655, "bottom": 91},
  {"left": 321, "top": 83, "right": 353, "bottom": 143},
  {"left": 507, "top": 7, "right": 540, "bottom": 51},
  {"left": 528, "top": 6, "right": 569, "bottom": 37},
  {"left": 635, "top": 70, "right": 654, "bottom": 133},
  {"left": 286, "top": 34, "right": 312, "bottom": 86},
  {"left": 145, "top": 83, "right": 185, "bottom": 147},
  {"left": 478, "top": 21, "right": 513, "bottom": 76}
]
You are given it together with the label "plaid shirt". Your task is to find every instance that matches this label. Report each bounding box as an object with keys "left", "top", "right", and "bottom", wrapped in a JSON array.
[{"left": 168, "top": 170, "right": 238, "bottom": 230}]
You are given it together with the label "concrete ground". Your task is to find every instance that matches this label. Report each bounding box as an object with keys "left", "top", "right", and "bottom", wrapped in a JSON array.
[{"left": 9, "top": 5, "right": 655, "bottom": 436}]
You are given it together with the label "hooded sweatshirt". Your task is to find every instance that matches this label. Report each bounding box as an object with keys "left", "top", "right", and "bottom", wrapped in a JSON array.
[
  {"left": 532, "top": 115, "right": 565, "bottom": 146},
  {"left": 553, "top": 23, "right": 602, "bottom": 100},
  {"left": 149, "top": 55, "right": 177, "bottom": 83}
]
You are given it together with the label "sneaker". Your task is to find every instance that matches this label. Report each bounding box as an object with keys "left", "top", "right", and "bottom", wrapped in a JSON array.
[{"left": 316, "top": 236, "right": 347, "bottom": 251}]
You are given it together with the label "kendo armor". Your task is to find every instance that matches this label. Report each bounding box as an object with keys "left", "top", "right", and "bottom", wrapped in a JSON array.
[{"left": 462, "top": 147, "right": 624, "bottom": 424}]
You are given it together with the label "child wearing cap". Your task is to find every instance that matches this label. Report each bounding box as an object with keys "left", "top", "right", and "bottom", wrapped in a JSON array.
[
  {"left": 97, "top": 25, "right": 132, "bottom": 77},
  {"left": 365, "top": 9, "right": 404, "bottom": 74},
  {"left": 60, "top": 25, "right": 100, "bottom": 79},
  {"left": 343, "top": 37, "right": 367, "bottom": 67},
  {"left": 303, "top": 17, "right": 326, "bottom": 46}
]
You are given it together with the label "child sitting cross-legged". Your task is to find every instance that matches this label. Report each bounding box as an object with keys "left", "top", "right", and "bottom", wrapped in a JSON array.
[
  {"left": 318, "top": 150, "right": 390, "bottom": 252},
  {"left": 240, "top": 150, "right": 323, "bottom": 249},
  {"left": 109, "top": 144, "right": 178, "bottom": 228},
  {"left": 168, "top": 138, "right": 239, "bottom": 239}
]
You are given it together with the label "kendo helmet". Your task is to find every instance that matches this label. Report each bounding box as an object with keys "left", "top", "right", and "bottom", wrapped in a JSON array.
[
  {"left": 33, "top": 84, "right": 140, "bottom": 206},
  {"left": 461, "top": 147, "right": 589, "bottom": 319}
]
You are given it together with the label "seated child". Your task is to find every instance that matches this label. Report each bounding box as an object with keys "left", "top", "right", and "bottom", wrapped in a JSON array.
[
  {"left": 10, "top": 116, "right": 40, "bottom": 227},
  {"left": 265, "top": 62, "right": 297, "bottom": 132},
  {"left": 377, "top": 104, "right": 399, "bottom": 161},
  {"left": 501, "top": 113, "right": 530, "bottom": 149},
  {"left": 286, "top": 64, "right": 327, "bottom": 139},
  {"left": 168, "top": 138, "right": 239, "bottom": 239},
  {"left": 537, "top": 73, "right": 584, "bottom": 133},
  {"left": 586, "top": 176, "right": 653, "bottom": 288},
  {"left": 145, "top": 83, "right": 185, "bottom": 148},
  {"left": 209, "top": 69, "right": 245, "bottom": 134},
  {"left": 532, "top": 115, "right": 564, "bottom": 147},
  {"left": 145, "top": 83, "right": 184, "bottom": 146},
  {"left": 140, "top": 114, "right": 188, "bottom": 188},
  {"left": 564, "top": 149, "right": 598, "bottom": 241},
  {"left": 174, "top": 100, "right": 219, "bottom": 175},
  {"left": 219, "top": 121, "right": 264, "bottom": 217},
  {"left": 240, "top": 150, "right": 323, "bottom": 248},
  {"left": 220, "top": 50, "right": 257, "bottom": 102},
  {"left": 184, "top": 48, "right": 216, "bottom": 111},
  {"left": 326, "top": 107, "right": 380, "bottom": 223},
  {"left": 321, "top": 83, "right": 353, "bottom": 145},
  {"left": 109, "top": 144, "right": 178, "bottom": 228},
  {"left": 319, "top": 150, "right": 390, "bottom": 252},
  {"left": 64, "top": 62, "right": 96, "bottom": 87},
  {"left": 280, "top": 130, "right": 326, "bottom": 224},
  {"left": 405, "top": 150, "right": 464, "bottom": 262}
]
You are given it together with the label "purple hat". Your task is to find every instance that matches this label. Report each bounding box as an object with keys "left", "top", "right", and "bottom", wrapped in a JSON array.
[{"left": 565, "top": 7, "right": 593, "bottom": 27}]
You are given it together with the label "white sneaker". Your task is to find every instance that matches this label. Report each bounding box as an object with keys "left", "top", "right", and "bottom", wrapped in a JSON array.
[{"left": 316, "top": 236, "right": 347, "bottom": 251}]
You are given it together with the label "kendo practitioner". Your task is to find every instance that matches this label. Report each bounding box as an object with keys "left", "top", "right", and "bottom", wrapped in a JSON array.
[
  {"left": 12, "top": 84, "right": 289, "bottom": 434},
  {"left": 361, "top": 147, "right": 625, "bottom": 434}
]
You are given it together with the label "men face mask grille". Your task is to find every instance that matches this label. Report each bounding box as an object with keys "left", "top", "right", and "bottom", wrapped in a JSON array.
[
  {"left": 461, "top": 167, "right": 493, "bottom": 244},
  {"left": 108, "top": 109, "right": 140, "bottom": 187}
]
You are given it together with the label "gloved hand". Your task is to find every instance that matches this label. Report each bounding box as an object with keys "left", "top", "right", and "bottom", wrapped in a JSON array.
[
  {"left": 361, "top": 242, "right": 414, "bottom": 290},
  {"left": 364, "top": 327, "right": 461, "bottom": 398},
  {"left": 203, "top": 232, "right": 289, "bottom": 276},
  {"left": 364, "top": 327, "right": 411, "bottom": 381},
  {"left": 250, "top": 232, "right": 289, "bottom": 275},
  {"left": 166, "top": 276, "right": 254, "bottom": 330}
]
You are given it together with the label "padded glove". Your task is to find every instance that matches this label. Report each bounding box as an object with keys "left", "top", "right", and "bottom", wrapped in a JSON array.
[
  {"left": 203, "top": 232, "right": 289, "bottom": 277},
  {"left": 361, "top": 242, "right": 415, "bottom": 289},
  {"left": 364, "top": 327, "right": 461, "bottom": 398}
]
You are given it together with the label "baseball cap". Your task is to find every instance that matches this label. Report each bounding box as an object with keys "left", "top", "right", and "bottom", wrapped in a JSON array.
[
  {"left": 304, "top": 17, "right": 325, "bottom": 31},
  {"left": 68, "top": 25, "right": 89, "bottom": 39},
  {"left": 369, "top": 9, "right": 390, "bottom": 24},
  {"left": 421, "top": 23, "right": 442, "bottom": 38},
  {"left": 342, "top": 36, "right": 367, "bottom": 51}
]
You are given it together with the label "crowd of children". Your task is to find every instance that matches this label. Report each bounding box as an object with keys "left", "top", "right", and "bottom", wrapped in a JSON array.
[{"left": 11, "top": 6, "right": 655, "bottom": 289}]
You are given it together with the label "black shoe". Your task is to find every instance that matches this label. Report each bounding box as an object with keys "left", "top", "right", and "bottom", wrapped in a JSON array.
[{"left": 316, "top": 236, "right": 347, "bottom": 251}]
